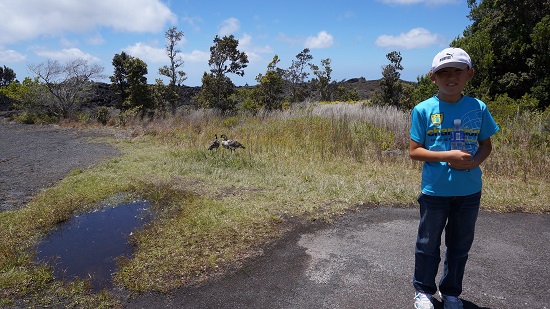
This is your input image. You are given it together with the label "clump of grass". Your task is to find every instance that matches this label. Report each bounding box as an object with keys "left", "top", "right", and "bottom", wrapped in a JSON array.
[
  {"left": 484, "top": 111, "right": 549, "bottom": 179},
  {"left": 1, "top": 102, "right": 548, "bottom": 306}
]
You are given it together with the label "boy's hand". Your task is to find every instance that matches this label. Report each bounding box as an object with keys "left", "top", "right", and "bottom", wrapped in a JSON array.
[{"left": 447, "top": 150, "right": 475, "bottom": 170}]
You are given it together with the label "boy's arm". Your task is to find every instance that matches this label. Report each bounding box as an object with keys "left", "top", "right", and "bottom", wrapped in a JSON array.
[
  {"left": 409, "top": 139, "right": 474, "bottom": 170},
  {"left": 471, "top": 137, "right": 493, "bottom": 168}
]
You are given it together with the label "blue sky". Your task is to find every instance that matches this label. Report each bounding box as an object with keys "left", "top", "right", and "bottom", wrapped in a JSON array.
[{"left": 0, "top": 0, "right": 472, "bottom": 87}]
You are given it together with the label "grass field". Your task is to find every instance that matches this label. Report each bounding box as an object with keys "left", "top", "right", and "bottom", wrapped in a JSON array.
[{"left": 1, "top": 101, "right": 548, "bottom": 307}]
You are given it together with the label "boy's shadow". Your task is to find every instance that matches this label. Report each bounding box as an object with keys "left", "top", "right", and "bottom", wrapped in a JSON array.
[{"left": 433, "top": 299, "right": 491, "bottom": 309}]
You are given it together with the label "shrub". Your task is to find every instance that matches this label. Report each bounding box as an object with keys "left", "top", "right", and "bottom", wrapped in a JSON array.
[
  {"left": 96, "top": 106, "right": 110, "bottom": 125},
  {"left": 486, "top": 93, "right": 539, "bottom": 124}
]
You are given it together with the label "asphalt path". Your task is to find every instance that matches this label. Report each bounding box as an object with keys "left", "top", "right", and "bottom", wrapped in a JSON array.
[{"left": 126, "top": 207, "right": 550, "bottom": 309}]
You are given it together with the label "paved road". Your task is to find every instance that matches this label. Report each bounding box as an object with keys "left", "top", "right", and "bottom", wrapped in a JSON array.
[{"left": 126, "top": 207, "right": 550, "bottom": 309}]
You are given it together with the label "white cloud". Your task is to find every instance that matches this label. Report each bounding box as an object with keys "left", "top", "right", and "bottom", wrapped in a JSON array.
[
  {"left": 0, "top": 0, "right": 176, "bottom": 45},
  {"left": 239, "top": 34, "right": 253, "bottom": 50},
  {"left": 276, "top": 33, "right": 302, "bottom": 46},
  {"left": 87, "top": 33, "right": 106, "bottom": 46},
  {"left": 304, "top": 31, "right": 334, "bottom": 49},
  {"left": 0, "top": 49, "right": 26, "bottom": 62},
  {"left": 33, "top": 47, "right": 100, "bottom": 62},
  {"left": 124, "top": 42, "right": 208, "bottom": 64},
  {"left": 238, "top": 34, "right": 273, "bottom": 63},
  {"left": 182, "top": 16, "right": 203, "bottom": 32},
  {"left": 218, "top": 18, "right": 240, "bottom": 36},
  {"left": 60, "top": 38, "right": 79, "bottom": 48},
  {"left": 124, "top": 42, "right": 166, "bottom": 63},
  {"left": 181, "top": 50, "right": 210, "bottom": 63},
  {"left": 375, "top": 28, "right": 442, "bottom": 49}
]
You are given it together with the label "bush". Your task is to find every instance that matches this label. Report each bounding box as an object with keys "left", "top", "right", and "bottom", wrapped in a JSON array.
[
  {"left": 486, "top": 93, "right": 539, "bottom": 124},
  {"left": 96, "top": 106, "right": 110, "bottom": 125},
  {"left": 15, "top": 112, "right": 58, "bottom": 124}
]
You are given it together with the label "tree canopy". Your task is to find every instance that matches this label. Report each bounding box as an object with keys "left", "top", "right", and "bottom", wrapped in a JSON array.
[
  {"left": 0, "top": 65, "right": 16, "bottom": 86},
  {"left": 159, "top": 26, "right": 187, "bottom": 114},
  {"left": 197, "top": 35, "right": 249, "bottom": 111},
  {"left": 28, "top": 59, "right": 104, "bottom": 118},
  {"left": 110, "top": 52, "right": 151, "bottom": 116},
  {"left": 453, "top": 0, "right": 550, "bottom": 108}
]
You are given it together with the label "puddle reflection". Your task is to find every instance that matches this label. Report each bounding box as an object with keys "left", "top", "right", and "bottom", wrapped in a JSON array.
[{"left": 36, "top": 201, "right": 151, "bottom": 291}]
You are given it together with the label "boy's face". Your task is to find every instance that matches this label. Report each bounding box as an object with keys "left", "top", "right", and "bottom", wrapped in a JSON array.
[{"left": 430, "top": 64, "right": 474, "bottom": 102}]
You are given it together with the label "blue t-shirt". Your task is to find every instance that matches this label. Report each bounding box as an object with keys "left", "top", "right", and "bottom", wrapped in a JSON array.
[{"left": 410, "top": 95, "right": 500, "bottom": 196}]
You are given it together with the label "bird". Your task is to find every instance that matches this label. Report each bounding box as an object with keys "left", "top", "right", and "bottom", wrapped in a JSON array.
[
  {"left": 208, "top": 134, "right": 220, "bottom": 151},
  {"left": 220, "top": 134, "right": 245, "bottom": 152}
]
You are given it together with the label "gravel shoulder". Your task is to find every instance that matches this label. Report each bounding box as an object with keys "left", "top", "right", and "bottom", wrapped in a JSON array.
[{"left": 0, "top": 121, "right": 119, "bottom": 211}]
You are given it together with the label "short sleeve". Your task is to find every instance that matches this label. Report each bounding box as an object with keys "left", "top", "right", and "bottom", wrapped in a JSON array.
[
  {"left": 410, "top": 107, "right": 426, "bottom": 145},
  {"left": 478, "top": 102, "right": 500, "bottom": 141}
]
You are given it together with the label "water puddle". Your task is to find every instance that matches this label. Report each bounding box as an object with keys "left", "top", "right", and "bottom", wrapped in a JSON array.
[{"left": 35, "top": 201, "right": 151, "bottom": 291}]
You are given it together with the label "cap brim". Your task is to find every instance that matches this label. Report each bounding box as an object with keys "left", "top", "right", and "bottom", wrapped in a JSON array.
[{"left": 432, "top": 62, "right": 470, "bottom": 73}]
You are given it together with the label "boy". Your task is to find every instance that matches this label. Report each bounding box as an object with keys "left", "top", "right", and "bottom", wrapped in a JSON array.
[{"left": 409, "top": 47, "right": 499, "bottom": 309}]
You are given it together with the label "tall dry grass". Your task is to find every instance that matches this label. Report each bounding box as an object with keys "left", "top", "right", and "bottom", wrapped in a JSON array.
[
  {"left": 135, "top": 100, "right": 549, "bottom": 212},
  {"left": 139, "top": 101, "right": 549, "bottom": 179},
  {"left": 484, "top": 111, "right": 550, "bottom": 179}
]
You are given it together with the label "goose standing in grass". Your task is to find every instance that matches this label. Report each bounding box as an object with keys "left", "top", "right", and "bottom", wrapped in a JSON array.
[
  {"left": 208, "top": 134, "right": 220, "bottom": 151},
  {"left": 220, "top": 134, "right": 245, "bottom": 152}
]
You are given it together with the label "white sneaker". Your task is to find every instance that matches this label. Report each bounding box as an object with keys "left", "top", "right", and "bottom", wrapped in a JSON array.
[
  {"left": 414, "top": 291, "right": 434, "bottom": 309},
  {"left": 439, "top": 292, "right": 464, "bottom": 309}
]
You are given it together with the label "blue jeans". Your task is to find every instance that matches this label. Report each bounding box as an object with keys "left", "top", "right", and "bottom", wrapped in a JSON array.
[{"left": 413, "top": 191, "right": 481, "bottom": 296}]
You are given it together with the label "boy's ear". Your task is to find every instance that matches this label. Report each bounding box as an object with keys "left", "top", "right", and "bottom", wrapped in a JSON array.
[
  {"left": 467, "top": 67, "right": 475, "bottom": 80},
  {"left": 429, "top": 71, "right": 437, "bottom": 83}
]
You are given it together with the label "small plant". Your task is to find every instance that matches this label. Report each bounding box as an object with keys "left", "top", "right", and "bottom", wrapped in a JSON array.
[
  {"left": 95, "top": 106, "right": 110, "bottom": 125},
  {"left": 222, "top": 116, "right": 239, "bottom": 128}
]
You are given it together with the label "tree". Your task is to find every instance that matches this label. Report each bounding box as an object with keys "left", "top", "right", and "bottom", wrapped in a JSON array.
[
  {"left": 375, "top": 51, "right": 404, "bottom": 107},
  {"left": 28, "top": 59, "right": 104, "bottom": 118},
  {"left": 529, "top": 15, "right": 550, "bottom": 106},
  {"left": 284, "top": 48, "right": 313, "bottom": 102},
  {"left": 409, "top": 73, "right": 438, "bottom": 107},
  {"left": 196, "top": 72, "right": 236, "bottom": 111},
  {"left": 0, "top": 65, "right": 17, "bottom": 86},
  {"left": 197, "top": 35, "right": 249, "bottom": 111},
  {"left": 209, "top": 35, "right": 248, "bottom": 78},
  {"left": 110, "top": 53, "right": 151, "bottom": 116},
  {"left": 2, "top": 77, "right": 52, "bottom": 122},
  {"left": 110, "top": 52, "right": 131, "bottom": 110},
  {"left": 0, "top": 65, "right": 18, "bottom": 110},
  {"left": 151, "top": 78, "right": 170, "bottom": 116},
  {"left": 255, "top": 55, "right": 285, "bottom": 110},
  {"left": 334, "top": 85, "right": 360, "bottom": 102},
  {"left": 158, "top": 26, "right": 187, "bottom": 114},
  {"left": 125, "top": 57, "right": 152, "bottom": 117},
  {"left": 454, "top": 0, "right": 550, "bottom": 107},
  {"left": 310, "top": 58, "right": 334, "bottom": 101}
]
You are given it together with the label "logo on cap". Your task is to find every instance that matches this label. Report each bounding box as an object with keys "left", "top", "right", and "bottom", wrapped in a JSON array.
[{"left": 439, "top": 53, "right": 453, "bottom": 63}]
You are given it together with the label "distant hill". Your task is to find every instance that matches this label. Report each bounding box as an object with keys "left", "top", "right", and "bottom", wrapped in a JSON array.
[
  {"left": 237, "top": 77, "right": 387, "bottom": 100},
  {"left": 340, "top": 77, "right": 382, "bottom": 100}
]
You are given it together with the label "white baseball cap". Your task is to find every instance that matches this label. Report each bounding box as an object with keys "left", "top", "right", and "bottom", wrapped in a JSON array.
[{"left": 431, "top": 47, "right": 472, "bottom": 73}]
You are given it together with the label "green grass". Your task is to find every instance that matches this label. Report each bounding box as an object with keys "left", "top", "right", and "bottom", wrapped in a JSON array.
[{"left": 1, "top": 102, "right": 548, "bottom": 306}]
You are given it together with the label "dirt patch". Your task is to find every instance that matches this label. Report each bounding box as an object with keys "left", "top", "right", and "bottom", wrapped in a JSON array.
[{"left": 0, "top": 121, "right": 120, "bottom": 211}]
